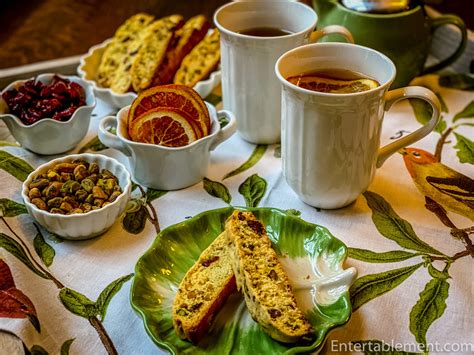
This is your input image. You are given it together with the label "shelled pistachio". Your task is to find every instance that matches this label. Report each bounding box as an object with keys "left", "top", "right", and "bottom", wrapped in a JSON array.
[{"left": 27, "top": 159, "right": 123, "bottom": 214}]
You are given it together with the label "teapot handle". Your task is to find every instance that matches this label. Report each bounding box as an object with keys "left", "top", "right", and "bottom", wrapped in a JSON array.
[{"left": 422, "top": 15, "right": 467, "bottom": 75}]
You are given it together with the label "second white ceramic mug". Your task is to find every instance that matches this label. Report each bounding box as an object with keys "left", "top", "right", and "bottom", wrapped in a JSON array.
[
  {"left": 214, "top": 1, "right": 353, "bottom": 144},
  {"left": 275, "top": 43, "right": 441, "bottom": 209}
]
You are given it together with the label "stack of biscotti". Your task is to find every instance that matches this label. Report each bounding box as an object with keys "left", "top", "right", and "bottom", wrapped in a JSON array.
[
  {"left": 173, "top": 29, "right": 220, "bottom": 87},
  {"left": 96, "top": 13, "right": 154, "bottom": 89},
  {"left": 95, "top": 13, "right": 218, "bottom": 94},
  {"left": 172, "top": 211, "right": 314, "bottom": 345},
  {"left": 172, "top": 232, "right": 236, "bottom": 343},
  {"left": 151, "top": 15, "right": 210, "bottom": 87}
]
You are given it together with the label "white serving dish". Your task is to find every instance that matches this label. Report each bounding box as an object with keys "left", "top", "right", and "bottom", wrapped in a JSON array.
[
  {"left": 21, "top": 153, "right": 131, "bottom": 240},
  {"left": 0, "top": 74, "right": 95, "bottom": 155},
  {"left": 77, "top": 36, "right": 221, "bottom": 108}
]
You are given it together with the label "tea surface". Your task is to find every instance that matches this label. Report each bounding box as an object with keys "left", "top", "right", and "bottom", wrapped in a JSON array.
[
  {"left": 286, "top": 68, "right": 380, "bottom": 94},
  {"left": 239, "top": 26, "right": 293, "bottom": 37}
]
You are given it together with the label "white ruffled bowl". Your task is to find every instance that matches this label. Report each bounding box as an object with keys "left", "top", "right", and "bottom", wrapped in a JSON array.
[
  {"left": 21, "top": 153, "right": 131, "bottom": 240},
  {"left": 0, "top": 74, "right": 95, "bottom": 155},
  {"left": 77, "top": 37, "right": 221, "bottom": 108}
]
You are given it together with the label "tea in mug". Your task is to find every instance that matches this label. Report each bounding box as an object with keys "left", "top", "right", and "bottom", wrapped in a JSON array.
[
  {"left": 239, "top": 26, "right": 293, "bottom": 37},
  {"left": 286, "top": 68, "right": 380, "bottom": 93}
]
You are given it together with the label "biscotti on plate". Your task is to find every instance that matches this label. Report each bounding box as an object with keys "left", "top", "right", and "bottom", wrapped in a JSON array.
[
  {"left": 173, "top": 29, "right": 221, "bottom": 87},
  {"left": 225, "top": 211, "right": 314, "bottom": 343},
  {"left": 172, "top": 232, "right": 236, "bottom": 344},
  {"left": 96, "top": 13, "right": 154, "bottom": 89},
  {"left": 152, "top": 15, "right": 210, "bottom": 87},
  {"left": 131, "top": 15, "right": 184, "bottom": 92}
]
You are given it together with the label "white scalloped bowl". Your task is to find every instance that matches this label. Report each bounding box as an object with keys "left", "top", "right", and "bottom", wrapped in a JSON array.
[
  {"left": 21, "top": 153, "right": 132, "bottom": 240},
  {"left": 0, "top": 74, "right": 95, "bottom": 155},
  {"left": 77, "top": 37, "right": 221, "bottom": 108}
]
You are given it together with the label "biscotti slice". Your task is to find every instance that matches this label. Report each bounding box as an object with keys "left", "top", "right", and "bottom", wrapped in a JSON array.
[
  {"left": 152, "top": 15, "right": 210, "bottom": 86},
  {"left": 225, "top": 211, "right": 314, "bottom": 343},
  {"left": 96, "top": 13, "right": 154, "bottom": 88},
  {"left": 172, "top": 232, "right": 237, "bottom": 343},
  {"left": 131, "top": 15, "right": 184, "bottom": 92},
  {"left": 109, "top": 23, "right": 151, "bottom": 93},
  {"left": 173, "top": 29, "right": 220, "bottom": 87}
]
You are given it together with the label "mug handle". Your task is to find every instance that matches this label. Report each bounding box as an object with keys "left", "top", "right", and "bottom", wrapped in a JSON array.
[
  {"left": 376, "top": 86, "right": 441, "bottom": 168},
  {"left": 310, "top": 25, "right": 354, "bottom": 44},
  {"left": 98, "top": 116, "right": 132, "bottom": 157},
  {"left": 422, "top": 15, "right": 467, "bottom": 75},
  {"left": 210, "top": 110, "right": 237, "bottom": 151}
]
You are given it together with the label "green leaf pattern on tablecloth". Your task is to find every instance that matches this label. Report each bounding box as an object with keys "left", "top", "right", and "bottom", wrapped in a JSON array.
[
  {"left": 145, "top": 188, "right": 167, "bottom": 202},
  {"left": 348, "top": 248, "right": 421, "bottom": 263},
  {"left": 453, "top": 132, "right": 474, "bottom": 164},
  {"left": 409, "top": 277, "right": 449, "bottom": 350},
  {"left": 453, "top": 100, "right": 474, "bottom": 121},
  {"left": 223, "top": 144, "right": 267, "bottom": 180},
  {"left": 350, "top": 263, "right": 423, "bottom": 311},
  {"left": 409, "top": 98, "right": 447, "bottom": 134},
  {"left": 30, "top": 345, "right": 49, "bottom": 355},
  {"left": 0, "top": 233, "right": 49, "bottom": 279},
  {"left": 0, "top": 151, "right": 34, "bottom": 181},
  {"left": 59, "top": 288, "right": 98, "bottom": 318},
  {"left": 363, "top": 192, "right": 444, "bottom": 255},
  {"left": 203, "top": 177, "right": 232, "bottom": 204},
  {"left": 33, "top": 228, "right": 55, "bottom": 267},
  {"left": 0, "top": 199, "right": 27, "bottom": 217},
  {"left": 95, "top": 273, "right": 133, "bottom": 321},
  {"left": 238, "top": 174, "right": 267, "bottom": 208},
  {"left": 60, "top": 338, "right": 75, "bottom": 355},
  {"left": 59, "top": 274, "right": 133, "bottom": 321}
]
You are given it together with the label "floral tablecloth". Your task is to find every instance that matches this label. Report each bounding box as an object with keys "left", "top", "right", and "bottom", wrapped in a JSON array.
[{"left": 0, "top": 74, "right": 473, "bottom": 355}]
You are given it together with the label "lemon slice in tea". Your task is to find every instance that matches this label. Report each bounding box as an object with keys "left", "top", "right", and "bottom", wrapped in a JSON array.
[{"left": 287, "top": 75, "right": 379, "bottom": 94}]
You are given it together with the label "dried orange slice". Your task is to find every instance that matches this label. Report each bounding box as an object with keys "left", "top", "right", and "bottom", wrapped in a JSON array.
[
  {"left": 128, "top": 84, "right": 210, "bottom": 138},
  {"left": 129, "top": 107, "right": 198, "bottom": 147},
  {"left": 286, "top": 75, "right": 379, "bottom": 94}
]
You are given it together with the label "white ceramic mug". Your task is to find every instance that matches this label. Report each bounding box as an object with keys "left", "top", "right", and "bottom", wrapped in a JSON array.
[
  {"left": 275, "top": 43, "right": 441, "bottom": 209},
  {"left": 214, "top": 1, "right": 353, "bottom": 144},
  {"left": 98, "top": 103, "right": 236, "bottom": 190}
]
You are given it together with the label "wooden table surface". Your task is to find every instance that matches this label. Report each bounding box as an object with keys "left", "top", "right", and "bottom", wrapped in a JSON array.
[{"left": 0, "top": 0, "right": 471, "bottom": 70}]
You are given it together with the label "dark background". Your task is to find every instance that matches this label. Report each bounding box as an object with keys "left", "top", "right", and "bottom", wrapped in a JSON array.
[{"left": 0, "top": 0, "right": 471, "bottom": 69}]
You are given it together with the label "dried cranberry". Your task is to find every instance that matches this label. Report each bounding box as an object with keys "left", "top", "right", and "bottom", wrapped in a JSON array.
[{"left": 2, "top": 75, "right": 86, "bottom": 125}]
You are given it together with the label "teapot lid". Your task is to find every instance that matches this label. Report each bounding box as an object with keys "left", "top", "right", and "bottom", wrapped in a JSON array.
[{"left": 341, "top": 0, "right": 413, "bottom": 13}]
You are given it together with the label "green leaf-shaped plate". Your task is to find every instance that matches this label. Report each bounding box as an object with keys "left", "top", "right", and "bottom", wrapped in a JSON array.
[{"left": 131, "top": 207, "right": 356, "bottom": 354}]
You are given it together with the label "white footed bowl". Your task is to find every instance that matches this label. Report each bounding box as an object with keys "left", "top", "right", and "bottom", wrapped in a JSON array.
[
  {"left": 0, "top": 74, "right": 95, "bottom": 155},
  {"left": 22, "top": 153, "right": 131, "bottom": 240}
]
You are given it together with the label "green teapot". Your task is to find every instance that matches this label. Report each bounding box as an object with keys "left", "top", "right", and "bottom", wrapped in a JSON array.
[{"left": 313, "top": 0, "right": 467, "bottom": 88}]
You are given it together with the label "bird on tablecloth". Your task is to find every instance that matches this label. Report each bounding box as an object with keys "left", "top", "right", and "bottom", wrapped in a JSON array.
[{"left": 400, "top": 147, "right": 474, "bottom": 222}]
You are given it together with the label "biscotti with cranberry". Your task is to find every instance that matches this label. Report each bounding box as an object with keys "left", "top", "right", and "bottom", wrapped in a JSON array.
[
  {"left": 131, "top": 15, "right": 184, "bottom": 92},
  {"left": 173, "top": 29, "right": 220, "bottom": 87},
  {"left": 172, "top": 232, "right": 236, "bottom": 343},
  {"left": 96, "top": 13, "right": 154, "bottom": 88},
  {"left": 152, "top": 15, "right": 210, "bottom": 86},
  {"left": 225, "top": 211, "right": 314, "bottom": 343}
]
